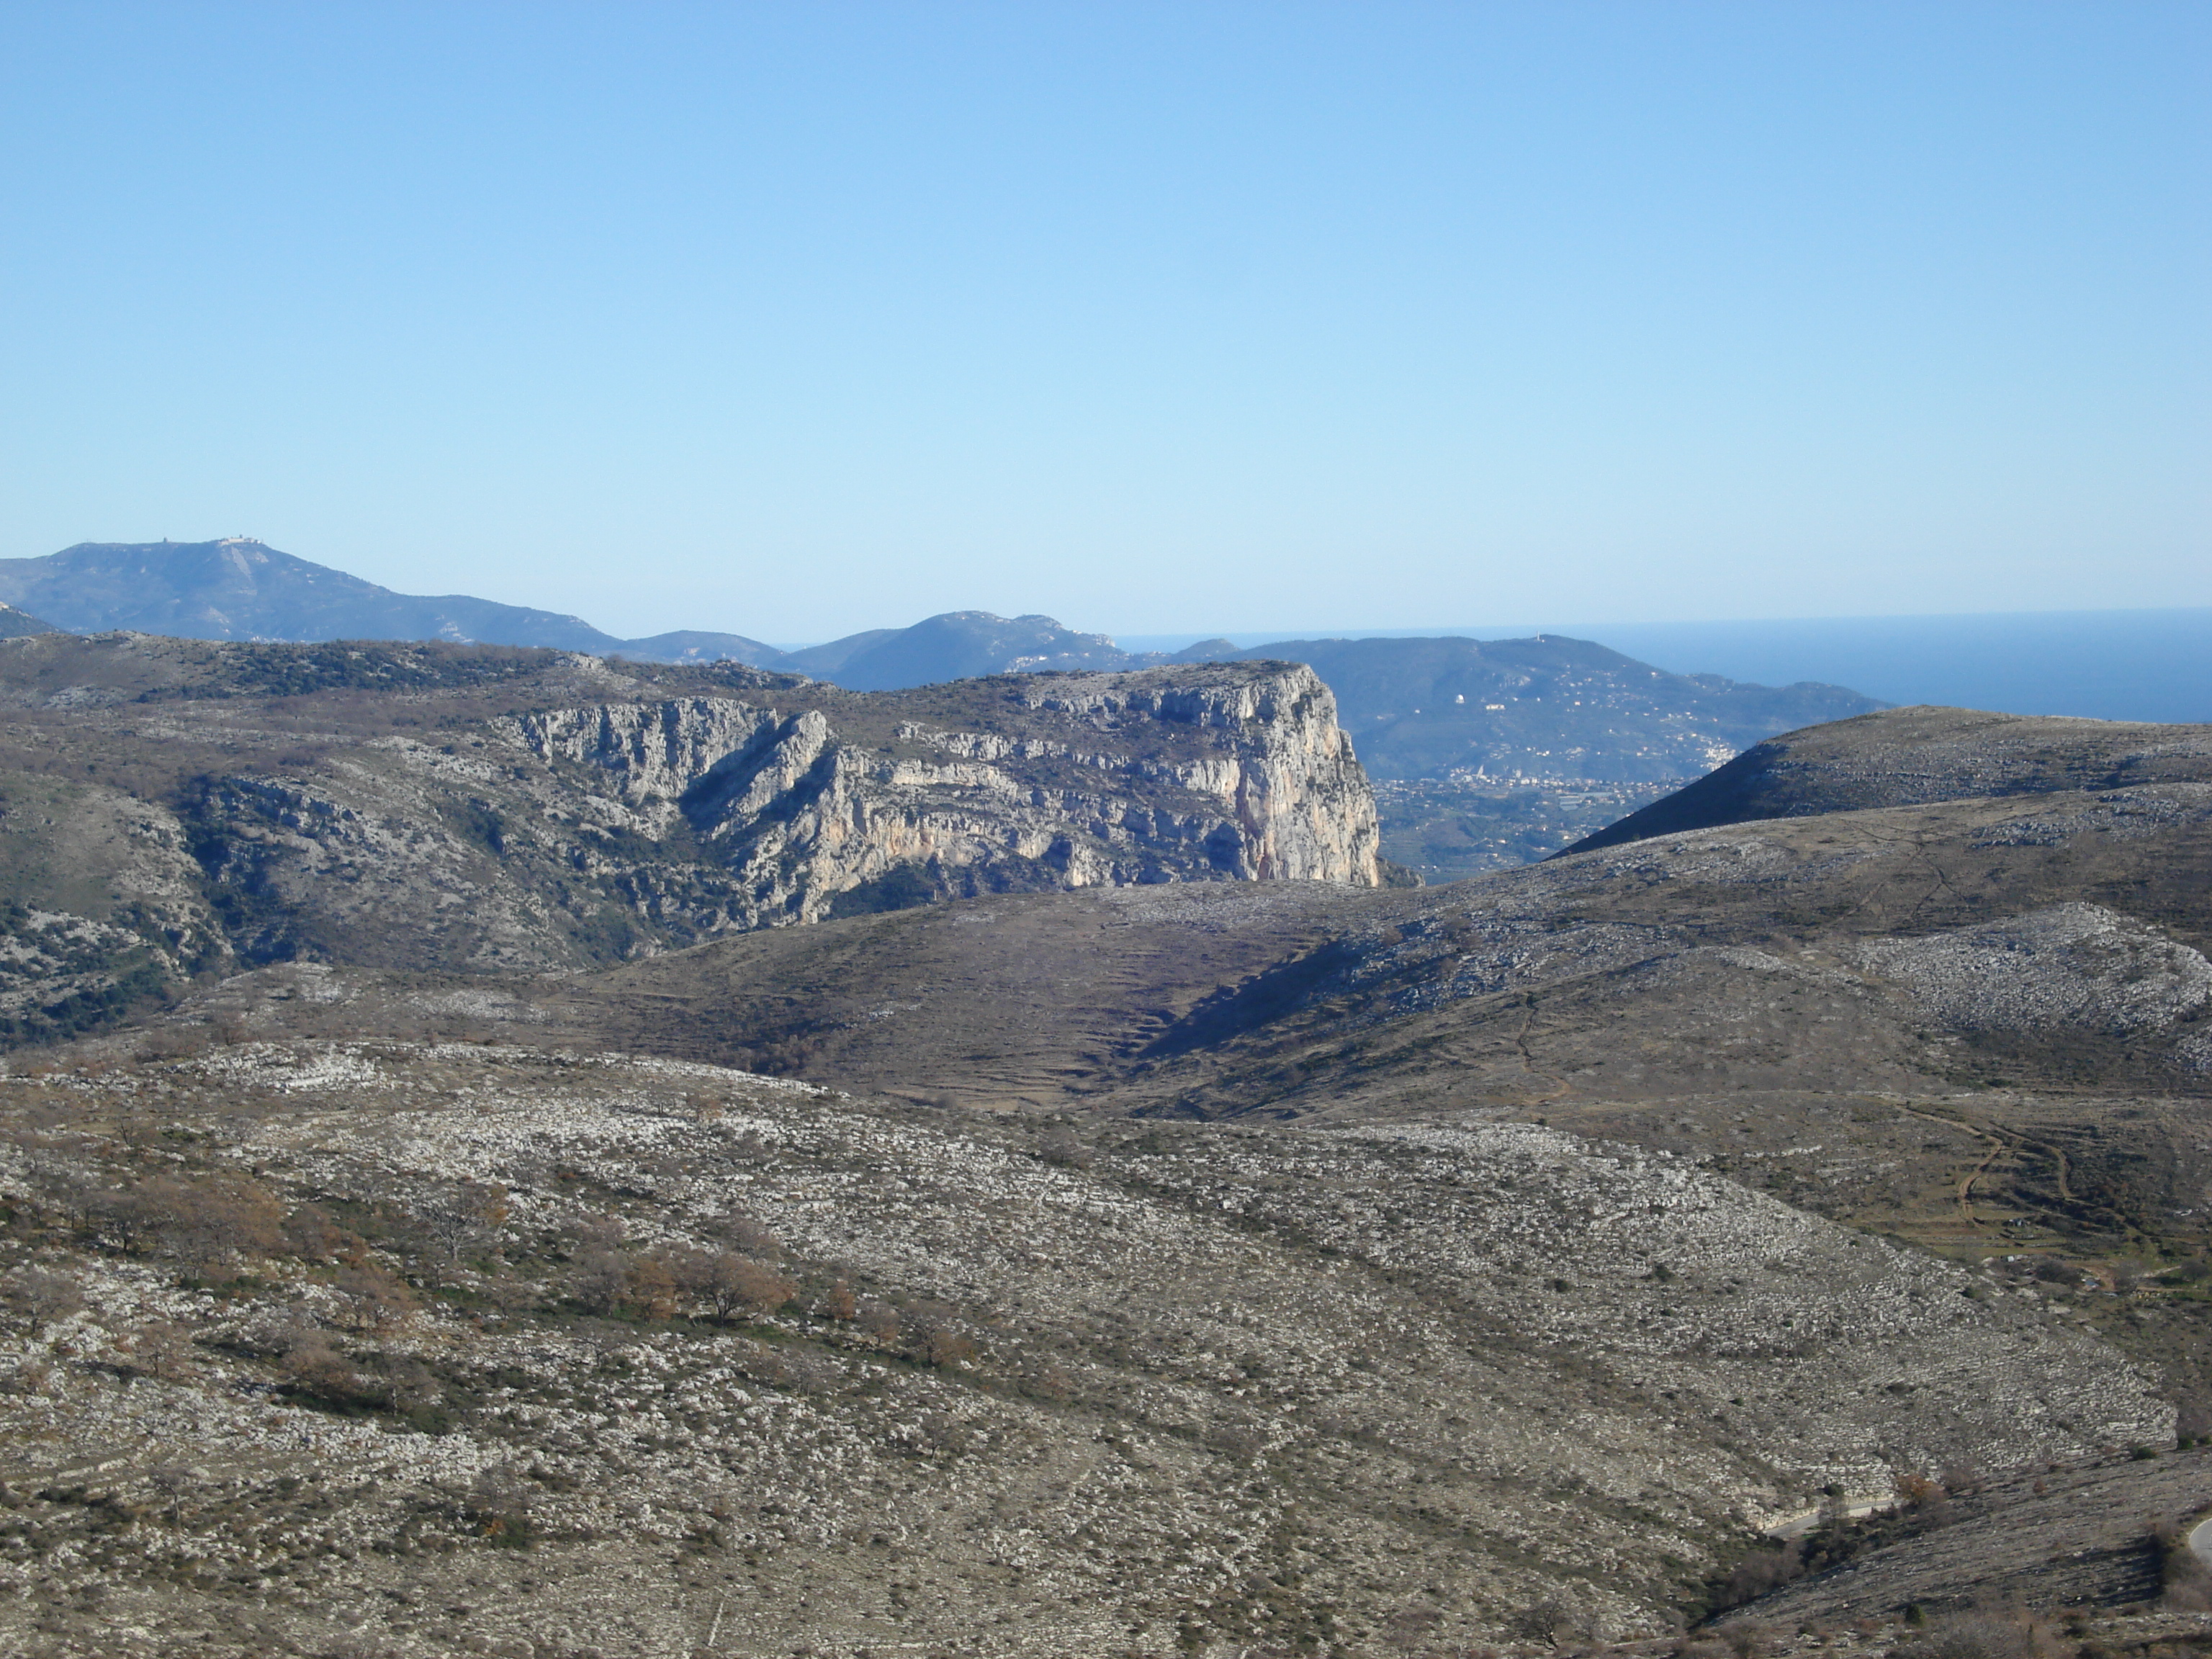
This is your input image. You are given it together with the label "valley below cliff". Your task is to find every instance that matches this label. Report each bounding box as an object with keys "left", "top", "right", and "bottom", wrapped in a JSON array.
[{"left": 1, "top": 659, "right": 2210, "bottom": 1658}]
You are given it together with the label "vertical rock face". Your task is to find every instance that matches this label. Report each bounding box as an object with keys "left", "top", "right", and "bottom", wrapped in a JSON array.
[
  {"left": 492, "top": 662, "right": 1380, "bottom": 930},
  {"left": 1015, "top": 663, "right": 1382, "bottom": 884}
]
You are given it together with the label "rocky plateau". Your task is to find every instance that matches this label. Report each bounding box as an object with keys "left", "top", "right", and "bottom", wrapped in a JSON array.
[{"left": 0, "top": 635, "right": 1380, "bottom": 1043}]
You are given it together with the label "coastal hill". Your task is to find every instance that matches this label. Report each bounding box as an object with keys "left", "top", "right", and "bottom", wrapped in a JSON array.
[{"left": 1206, "top": 632, "right": 1880, "bottom": 782}]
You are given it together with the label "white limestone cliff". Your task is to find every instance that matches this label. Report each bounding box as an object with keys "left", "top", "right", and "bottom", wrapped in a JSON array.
[{"left": 492, "top": 662, "right": 1382, "bottom": 927}]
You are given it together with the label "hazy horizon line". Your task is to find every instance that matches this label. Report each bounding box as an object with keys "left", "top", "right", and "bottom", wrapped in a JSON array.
[{"left": 768, "top": 603, "right": 2212, "bottom": 655}]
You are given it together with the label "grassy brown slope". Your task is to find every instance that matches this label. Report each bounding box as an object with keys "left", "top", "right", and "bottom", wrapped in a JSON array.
[{"left": 520, "top": 882, "right": 1388, "bottom": 1106}]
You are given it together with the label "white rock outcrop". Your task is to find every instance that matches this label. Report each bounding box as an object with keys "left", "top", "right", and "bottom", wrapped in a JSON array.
[{"left": 1857, "top": 901, "right": 2212, "bottom": 1035}]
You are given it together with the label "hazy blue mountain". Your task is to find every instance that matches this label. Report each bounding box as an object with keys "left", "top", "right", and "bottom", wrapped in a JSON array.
[
  {"left": 776, "top": 628, "right": 904, "bottom": 678},
  {"left": 611, "top": 629, "right": 790, "bottom": 667},
  {"left": 0, "top": 540, "right": 621, "bottom": 648},
  {"left": 0, "top": 603, "right": 58, "bottom": 639},
  {"left": 786, "top": 611, "right": 1153, "bottom": 690},
  {"left": 0, "top": 541, "right": 786, "bottom": 666},
  {"left": 781, "top": 616, "right": 1244, "bottom": 688}
]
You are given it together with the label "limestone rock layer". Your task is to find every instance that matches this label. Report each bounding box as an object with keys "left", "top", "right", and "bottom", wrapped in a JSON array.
[{"left": 493, "top": 662, "right": 1382, "bottom": 930}]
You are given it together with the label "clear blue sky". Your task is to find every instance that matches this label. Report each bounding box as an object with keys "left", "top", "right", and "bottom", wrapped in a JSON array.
[{"left": 1, "top": 1, "right": 2203, "bottom": 642}]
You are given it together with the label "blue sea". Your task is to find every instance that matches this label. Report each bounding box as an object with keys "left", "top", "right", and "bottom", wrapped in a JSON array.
[{"left": 1120, "top": 608, "right": 2212, "bottom": 726}]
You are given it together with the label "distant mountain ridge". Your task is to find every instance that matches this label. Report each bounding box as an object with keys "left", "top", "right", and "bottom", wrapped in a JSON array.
[
  {"left": 780, "top": 611, "right": 1240, "bottom": 686},
  {"left": 0, "top": 541, "right": 1244, "bottom": 680},
  {"left": 0, "top": 603, "right": 57, "bottom": 640},
  {"left": 4, "top": 541, "right": 1881, "bottom": 790},
  {"left": 0, "top": 540, "right": 786, "bottom": 666}
]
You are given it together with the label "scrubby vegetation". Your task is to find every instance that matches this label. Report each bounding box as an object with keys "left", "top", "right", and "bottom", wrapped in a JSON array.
[{"left": 0, "top": 1038, "right": 2175, "bottom": 1655}]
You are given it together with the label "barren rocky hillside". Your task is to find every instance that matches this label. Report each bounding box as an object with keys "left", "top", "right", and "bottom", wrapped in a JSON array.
[
  {"left": 0, "top": 1042, "right": 2172, "bottom": 1655},
  {"left": 1707, "top": 1451, "right": 2212, "bottom": 1627},
  {"left": 174, "top": 706, "right": 2212, "bottom": 1465},
  {"left": 9, "top": 696, "right": 2212, "bottom": 1653},
  {"left": 253, "top": 709, "right": 2208, "bottom": 1116}
]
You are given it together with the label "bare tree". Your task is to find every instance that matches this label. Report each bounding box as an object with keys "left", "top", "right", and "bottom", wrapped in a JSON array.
[
  {"left": 333, "top": 1264, "right": 417, "bottom": 1333},
  {"left": 568, "top": 1213, "right": 628, "bottom": 1251},
  {"left": 566, "top": 1246, "right": 683, "bottom": 1322},
  {"left": 1036, "top": 1126, "right": 1090, "bottom": 1169},
  {"left": 570, "top": 1249, "right": 631, "bottom": 1317},
  {"left": 281, "top": 1203, "right": 362, "bottom": 1265},
  {"left": 671, "top": 1249, "right": 792, "bottom": 1322},
  {"left": 925, "top": 1328, "right": 976, "bottom": 1367},
  {"left": 147, "top": 1462, "right": 197, "bottom": 1525},
  {"left": 1, "top": 1267, "right": 82, "bottom": 1336},
  {"left": 418, "top": 1179, "right": 510, "bottom": 1262},
  {"left": 467, "top": 1463, "right": 536, "bottom": 1544},
  {"left": 711, "top": 1213, "right": 780, "bottom": 1258},
  {"left": 856, "top": 1299, "right": 902, "bottom": 1345},
  {"left": 374, "top": 1352, "right": 442, "bottom": 1416},
  {"left": 623, "top": 1254, "right": 678, "bottom": 1322},
  {"left": 282, "top": 1334, "right": 356, "bottom": 1400},
  {"left": 127, "top": 1320, "right": 196, "bottom": 1382},
  {"left": 115, "top": 1172, "right": 282, "bottom": 1272}
]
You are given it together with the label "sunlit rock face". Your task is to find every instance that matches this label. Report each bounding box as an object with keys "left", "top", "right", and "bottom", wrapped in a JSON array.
[{"left": 491, "top": 662, "right": 1382, "bottom": 930}]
